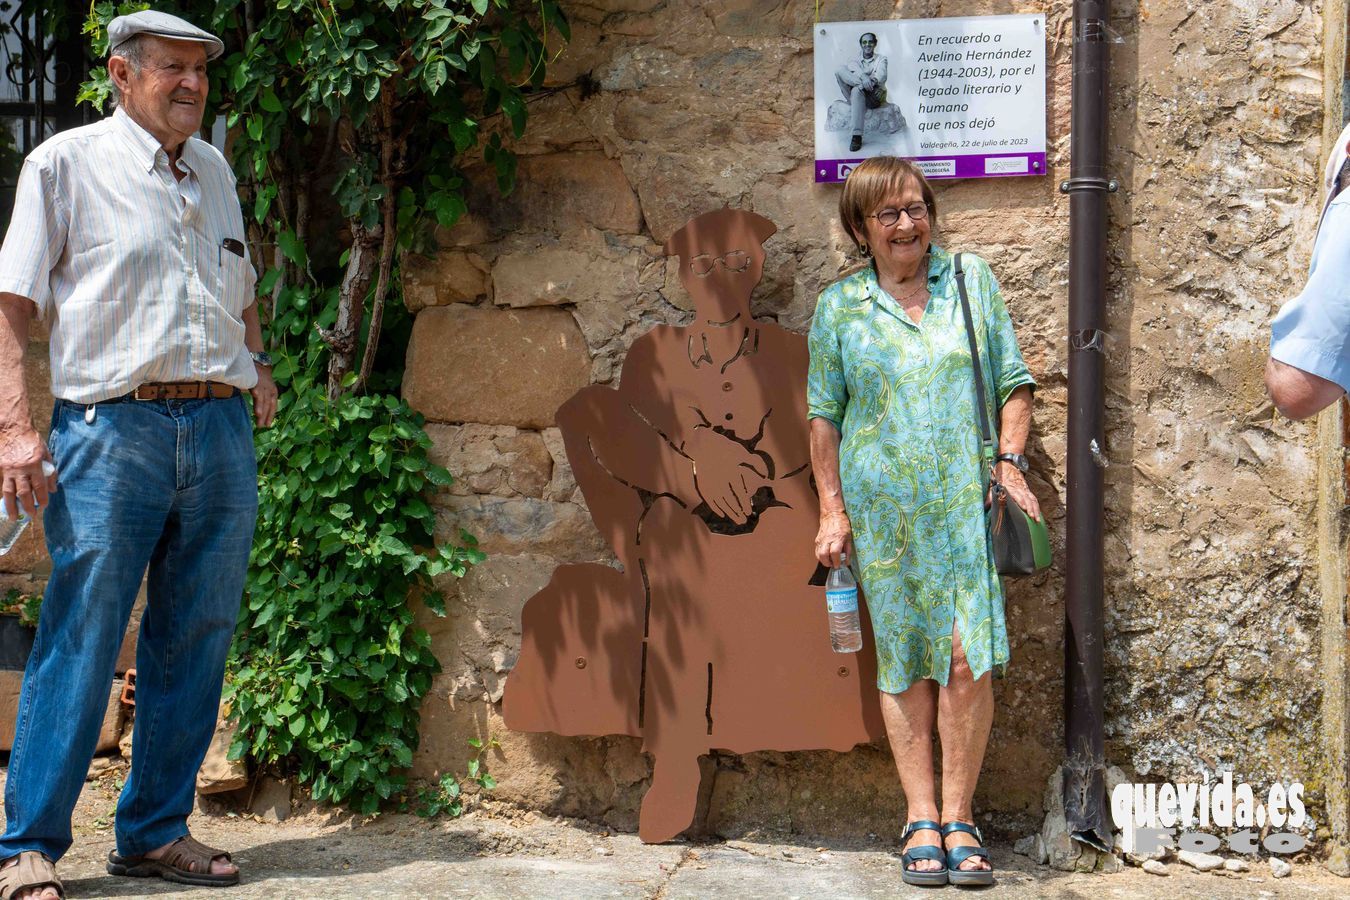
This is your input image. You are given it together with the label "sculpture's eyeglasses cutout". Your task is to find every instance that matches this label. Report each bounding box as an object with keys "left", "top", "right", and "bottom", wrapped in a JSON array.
[{"left": 690, "top": 251, "right": 753, "bottom": 276}]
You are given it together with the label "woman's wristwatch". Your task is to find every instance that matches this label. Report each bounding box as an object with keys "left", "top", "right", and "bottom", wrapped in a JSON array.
[
  {"left": 996, "top": 452, "right": 1029, "bottom": 472},
  {"left": 250, "top": 350, "right": 274, "bottom": 368}
]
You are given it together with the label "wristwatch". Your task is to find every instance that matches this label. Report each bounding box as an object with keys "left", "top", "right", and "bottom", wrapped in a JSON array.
[
  {"left": 250, "top": 350, "right": 274, "bottom": 367},
  {"left": 996, "top": 452, "right": 1029, "bottom": 472}
]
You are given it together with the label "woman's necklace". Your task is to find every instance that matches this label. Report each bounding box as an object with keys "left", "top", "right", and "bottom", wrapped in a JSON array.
[{"left": 880, "top": 273, "right": 928, "bottom": 305}]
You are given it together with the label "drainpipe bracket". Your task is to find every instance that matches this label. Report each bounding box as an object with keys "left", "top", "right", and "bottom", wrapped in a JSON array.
[
  {"left": 1060, "top": 177, "right": 1119, "bottom": 194},
  {"left": 1075, "top": 19, "right": 1126, "bottom": 45},
  {"left": 1070, "top": 328, "right": 1111, "bottom": 353}
]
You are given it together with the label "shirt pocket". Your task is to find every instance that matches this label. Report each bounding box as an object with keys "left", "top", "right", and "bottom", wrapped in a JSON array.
[{"left": 215, "top": 243, "right": 256, "bottom": 316}]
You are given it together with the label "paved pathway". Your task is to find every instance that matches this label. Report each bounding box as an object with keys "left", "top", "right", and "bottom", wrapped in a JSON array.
[{"left": 3, "top": 768, "right": 1346, "bottom": 898}]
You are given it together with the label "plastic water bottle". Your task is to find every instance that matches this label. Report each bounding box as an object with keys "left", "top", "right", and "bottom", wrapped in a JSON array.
[
  {"left": 826, "top": 552, "right": 863, "bottom": 653},
  {"left": 0, "top": 461, "right": 57, "bottom": 556}
]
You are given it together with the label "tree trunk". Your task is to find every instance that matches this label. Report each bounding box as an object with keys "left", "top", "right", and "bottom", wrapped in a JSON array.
[{"left": 322, "top": 222, "right": 381, "bottom": 399}]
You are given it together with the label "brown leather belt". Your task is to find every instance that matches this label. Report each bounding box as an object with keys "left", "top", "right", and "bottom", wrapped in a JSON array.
[{"left": 131, "top": 381, "right": 239, "bottom": 401}]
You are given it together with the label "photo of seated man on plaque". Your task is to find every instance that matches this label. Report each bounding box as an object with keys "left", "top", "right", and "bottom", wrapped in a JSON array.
[{"left": 814, "top": 23, "right": 913, "bottom": 169}]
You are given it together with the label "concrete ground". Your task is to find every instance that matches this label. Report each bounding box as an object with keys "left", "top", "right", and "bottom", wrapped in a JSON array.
[{"left": 2, "top": 767, "right": 1347, "bottom": 899}]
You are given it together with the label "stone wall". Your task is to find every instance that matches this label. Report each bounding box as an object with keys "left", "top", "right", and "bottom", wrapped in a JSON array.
[{"left": 400, "top": 0, "right": 1343, "bottom": 845}]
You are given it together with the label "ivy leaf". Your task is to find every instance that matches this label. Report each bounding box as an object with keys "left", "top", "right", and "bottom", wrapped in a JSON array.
[
  {"left": 254, "top": 185, "right": 278, "bottom": 224},
  {"left": 277, "top": 230, "right": 308, "bottom": 268},
  {"left": 427, "top": 59, "right": 448, "bottom": 95},
  {"left": 379, "top": 534, "right": 412, "bottom": 556},
  {"left": 426, "top": 18, "right": 452, "bottom": 41},
  {"left": 260, "top": 88, "right": 284, "bottom": 113},
  {"left": 471, "top": 0, "right": 489, "bottom": 15}
]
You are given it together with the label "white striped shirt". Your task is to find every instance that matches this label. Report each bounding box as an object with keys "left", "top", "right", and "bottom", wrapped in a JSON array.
[{"left": 0, "top": 107, "right": 258, "bottom": 403}]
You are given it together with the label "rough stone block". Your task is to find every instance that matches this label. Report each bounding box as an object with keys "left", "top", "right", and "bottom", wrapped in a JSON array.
[
  {"left": 492, "top": 246, "right": 639, "bottom": 310},
  {"left": 703, "top": 745, "right": 902, "bottom": 840},
  {"left": 433, "top": 212, "right": 495, "bottom": 248},
  {"left": 249, "top": 776, "right": 292, "bottom": 823},
  {"left": 1177, "top": 849, "right": 1222, "bottom": 872},
  {"left": 824, "top": 100, "right": 907, "bottom": 135},
  {"left": 402, "top": 250, "right": 491, "bottom": 310},
  {"left": 197, "top": 708, "right": 248, "bottom": 795},
  {"left": 410, "top": 690, "right": 645, "bottom": 828},
  {"left": 540, "top": 428, "right": 579, "bottom": 503},
  {"left": 496, "top": 152, "right": 643, "bottom": 236},
  {"left": 404, "top": 306, "right": 592, "bottom": 429},
  {"left": 425, "top": 424, "right": 553, "bottom": 498},
  {"left": 422, "top": 553, "right": 557, "bottom": 702},
  {"left": 115, "top": 585, "right": 146, "bottom": 675},
  {"left": 435, "top": 495, "right": 608, "bottom": 561},
  {"left": 0, "top": 668, "right": 21, "bottom": 752}
]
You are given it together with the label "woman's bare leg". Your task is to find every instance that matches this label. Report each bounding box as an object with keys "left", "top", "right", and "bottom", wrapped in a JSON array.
[
  {"left": 937, "top": 624, "right": 994, "bottom": 871},
  {"left": 880, "top": 681, "right": 943, "bottom": 872}
]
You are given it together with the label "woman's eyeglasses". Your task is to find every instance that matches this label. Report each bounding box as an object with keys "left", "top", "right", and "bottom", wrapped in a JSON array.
[{"left": 867, "top": 203, "right": 928, "bottom": 227}]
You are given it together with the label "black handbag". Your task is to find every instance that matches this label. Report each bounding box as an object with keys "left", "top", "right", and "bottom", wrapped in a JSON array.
[{"left": 952, "top": 254, "right": 1051, "bottom": 575}]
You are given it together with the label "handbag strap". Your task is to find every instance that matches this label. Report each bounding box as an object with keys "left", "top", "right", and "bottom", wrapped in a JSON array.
[{"left": 953, "top": 253, "right": 997, "bottom": 467}]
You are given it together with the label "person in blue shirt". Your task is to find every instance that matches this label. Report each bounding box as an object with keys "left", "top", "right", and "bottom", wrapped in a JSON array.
[{"left": 1267, "top": 124, "right": 1350, "bottom": 419}]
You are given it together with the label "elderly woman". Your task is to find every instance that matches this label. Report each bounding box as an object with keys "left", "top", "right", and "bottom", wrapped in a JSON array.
[{"left": 807, "top": 157, "right": 1039, "bottom": 887}]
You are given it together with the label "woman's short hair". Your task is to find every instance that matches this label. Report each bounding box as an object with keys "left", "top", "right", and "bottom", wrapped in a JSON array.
[{"left": 838, "top": 156, "right": 937, "bottom": 253}]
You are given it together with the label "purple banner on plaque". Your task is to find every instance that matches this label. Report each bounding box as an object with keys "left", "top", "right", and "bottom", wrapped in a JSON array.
[{"left": 814, "top": 152, "right": 1047, "bottom": 184}]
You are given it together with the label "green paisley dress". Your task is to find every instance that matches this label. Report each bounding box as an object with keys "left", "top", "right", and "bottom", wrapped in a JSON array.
[{"left": 806, "top": 246, "right": 1036, "bottom": 693}]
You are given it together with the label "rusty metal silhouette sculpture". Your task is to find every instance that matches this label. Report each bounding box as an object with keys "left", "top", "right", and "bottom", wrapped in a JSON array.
[{"left": 503, "top": 209, "right": 885, "bottom": 843}]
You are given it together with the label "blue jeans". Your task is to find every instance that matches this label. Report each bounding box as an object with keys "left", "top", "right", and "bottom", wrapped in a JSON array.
[{"left": 0, "top": 395, "right": 256, "bottom": 862}]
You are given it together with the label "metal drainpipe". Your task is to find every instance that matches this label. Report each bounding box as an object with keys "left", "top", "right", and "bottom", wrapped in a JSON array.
[{"left": 1060, "top": 0, "right": 1114, "bottom": 853}]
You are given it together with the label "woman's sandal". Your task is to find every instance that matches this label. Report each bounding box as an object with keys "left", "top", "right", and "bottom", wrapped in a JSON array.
[
  {"left": 899, "top": 819, "right": 949, "bottom": 887},
  {"left": 942, "top": 820, "right": 994, "bottom": 887},
  {"left": 106, "top": 834, "right": 240, "bottom": 887},
  {"left": 0, "top": 852, "right": 63, "bottom": 900}
]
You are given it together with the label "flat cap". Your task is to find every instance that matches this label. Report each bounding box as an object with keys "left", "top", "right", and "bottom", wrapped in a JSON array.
[{"left": 108, "top": 10, "right": 223, "bottom": 60}]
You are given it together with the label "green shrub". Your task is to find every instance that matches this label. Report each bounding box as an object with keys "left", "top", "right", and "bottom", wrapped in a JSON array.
[{"left": 226, "top": 359, "right": 483, "bottom": 812}]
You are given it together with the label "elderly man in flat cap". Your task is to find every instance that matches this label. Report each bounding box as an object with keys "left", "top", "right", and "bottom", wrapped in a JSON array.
[{"left": 0, "top": 10, "right": 274, "bottom": 897}]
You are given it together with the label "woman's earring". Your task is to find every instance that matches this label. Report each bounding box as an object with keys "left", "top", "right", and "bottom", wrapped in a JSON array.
[{"left": 860, "top": 243, "right": 871, "bottom": 257}]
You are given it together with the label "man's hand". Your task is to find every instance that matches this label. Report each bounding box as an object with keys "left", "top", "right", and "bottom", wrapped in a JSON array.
[
  {"left": 250, "top": 365, "right": 277, "bottom": 428},
  {"left": 685, "top": 427, "right": 768, "bottom": 525},
  {"left": 0, "top": 426, "right": 56, "bottom": 521}
]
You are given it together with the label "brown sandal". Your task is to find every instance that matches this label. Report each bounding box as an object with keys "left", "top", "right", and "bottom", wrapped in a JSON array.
[
  {"left": 0, "top": 851, "right": 64, "bottom": 900},
  {"left": 106, "top": 834, "right": 239, "bottom": 886}
]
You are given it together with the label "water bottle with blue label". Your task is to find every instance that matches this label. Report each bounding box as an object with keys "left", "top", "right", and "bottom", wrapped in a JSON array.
[
  {"left": 825, "top": 551, "right": 862, "bottom": 653},
  {"left": 0, "top": 460, "right": 58, "bottom": 556}
]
